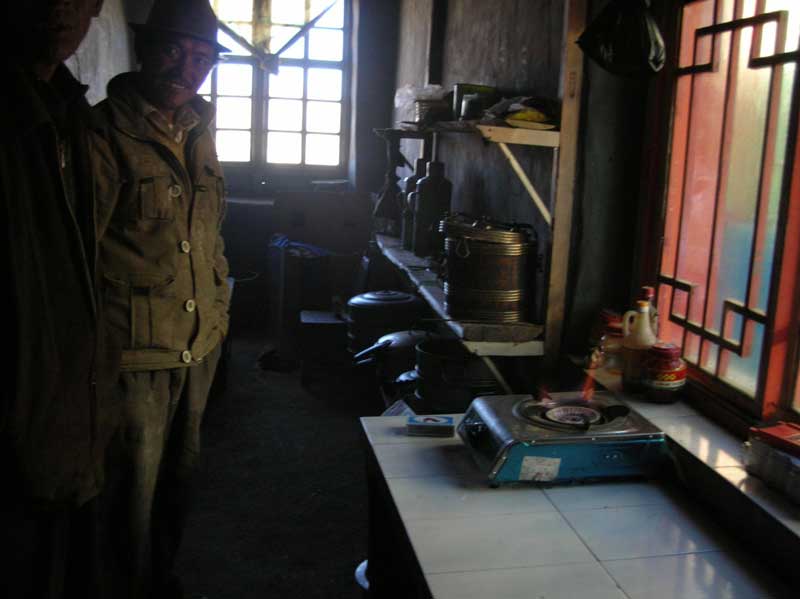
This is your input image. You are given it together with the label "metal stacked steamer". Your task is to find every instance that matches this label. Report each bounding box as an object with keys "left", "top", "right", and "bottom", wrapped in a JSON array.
[{"left": 440, "top": 215, "right": 533, "bottom": 323}]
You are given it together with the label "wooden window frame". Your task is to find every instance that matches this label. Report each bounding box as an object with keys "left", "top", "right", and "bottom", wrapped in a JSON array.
[
  {"left": 211, "top": 0, "right": 353, "bottom": 194},
  {"left": 635, "top": 0, "right": 800, "bottom": 435}
]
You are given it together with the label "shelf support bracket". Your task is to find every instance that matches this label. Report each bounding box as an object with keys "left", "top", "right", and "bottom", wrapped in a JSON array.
[{"left": 496, "top": 142, "right": 552, "bottom": 227}]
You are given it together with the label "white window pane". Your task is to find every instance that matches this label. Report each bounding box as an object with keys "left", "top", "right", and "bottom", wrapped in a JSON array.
[
  {"left": 198, "top": 72, "right": 212, "bottom": 95},
  {"left": 217, "top": 63, "right": 253, "bottom": 96},
  {"left": 270, "top": 26, "right": 304, "bottom": 58},
  {"left": 311, "top": 0, "right": 344, "bottom": 28},
  {"left": 307, "top": 68, "right": 342, "bottom": 100},
  {"left": 269, "top": 66, "right": 304, "bottom": 98},
  {"left": 217, "top": 24, "right": 253, "bottom": 56},
  {"left": 308, "top": 28, "right": 343, "bottom": 61},
  {"left": 216, "top": 0, "right": 252, "bottom": 22},
  {"left": 216, "top": 130, "right": 251, "bottom": 162},
  {"left": 305, "top": 133, "right": 340, "bottom": 165},
  {"left": 216, "top": 97, "right": 252, "bottom": 129},
  {"left": 271, "top": 0, "right": 305, "bottom": 25},
  {"left": 267, "top": 132, "right": 302, "bottom": 164},
  {"left": 268, "top": 99, "right": 303, "bottom": 131},
  {"left": 306, "top": 101, "right": 341, "bottom": 133}
]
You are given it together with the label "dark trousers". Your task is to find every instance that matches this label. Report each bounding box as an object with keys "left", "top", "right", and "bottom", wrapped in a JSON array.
[
  {"left": 101, "top": 345, "right": 221, "bottom": 599},
  {"left": 0, "top": 495, "right": 100, "bottom": 599}
]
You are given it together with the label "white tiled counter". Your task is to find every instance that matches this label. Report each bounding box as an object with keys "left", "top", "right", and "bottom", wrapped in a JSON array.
[{"left": 361, "top": 415, "right": 792, "bottom": 599}]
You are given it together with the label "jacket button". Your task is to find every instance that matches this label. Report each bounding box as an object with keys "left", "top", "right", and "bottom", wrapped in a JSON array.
[
  {"left": 185, "top": 299, "right": 197, "bottom": 312},
  {"left": 169, "top": 184, "right": 183, "bottom": 198},
  {"left": 181, "top": 350, "right": 192, "bottom": 364},
  {"left": 180, "top": 240, "right": 192, "bottom": 253}
]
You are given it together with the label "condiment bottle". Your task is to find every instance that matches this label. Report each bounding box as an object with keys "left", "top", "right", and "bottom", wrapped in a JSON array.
[
  {"left": 413, "top": 160, "right": 452, "bottom": 257},
  {"left": 640, "top": 285, "right": 659, "bottom": 336},
  {"left": 642, "top": 343, "right": 687, "bottom": 403},
  {"left": 621, "top": 300, "right": 657, "bottom": 392}
]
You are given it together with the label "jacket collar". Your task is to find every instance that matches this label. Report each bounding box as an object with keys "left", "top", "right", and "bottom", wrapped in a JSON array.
[
  {"left": 103, "top": 72, "right": 215, "bottom": 142},
  {"left": 0, "top": 64, "right": 88, "bottom": 138}
]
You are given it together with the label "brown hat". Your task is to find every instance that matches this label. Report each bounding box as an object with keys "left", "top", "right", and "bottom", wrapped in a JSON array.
[{"left": 131, "top": 0, "right": 231, "bottom": 54}]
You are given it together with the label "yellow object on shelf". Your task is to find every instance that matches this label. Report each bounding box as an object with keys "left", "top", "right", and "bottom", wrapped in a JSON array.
[{"left": 504, "top": 118, "right": 557, "bottom": 130}]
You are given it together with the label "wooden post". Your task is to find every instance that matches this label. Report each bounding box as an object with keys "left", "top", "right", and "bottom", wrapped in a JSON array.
[
  {"left": 426, "top": 0, "right": 447, "bottom": 85},
  {"left": 544, "top": 0, "right": 587, "bottom": 366}
]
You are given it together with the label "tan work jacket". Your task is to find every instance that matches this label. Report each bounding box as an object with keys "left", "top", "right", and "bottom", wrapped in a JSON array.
[{"left": 91, "top": 73, "right": 230, "bottom": 371}]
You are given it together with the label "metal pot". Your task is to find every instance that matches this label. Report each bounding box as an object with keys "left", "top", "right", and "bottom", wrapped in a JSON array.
[
  {"left": 346, "top": 291, "right": 425, "bottom": 353},
  {"left": 414, "top": 339, "right": 501, "bottom": 413}
]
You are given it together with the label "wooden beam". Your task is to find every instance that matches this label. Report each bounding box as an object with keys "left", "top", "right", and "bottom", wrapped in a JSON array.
[
  {"left": 544, "top": 0, "right": 587, "bottom": 366},
  {"left": 476, "top": 124, "right": 560, "bottom": 147}
]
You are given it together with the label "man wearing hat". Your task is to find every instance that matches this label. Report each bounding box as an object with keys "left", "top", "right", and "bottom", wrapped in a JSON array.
[{"left": 90, "top": 0, "right": 231, "bottom": 596}]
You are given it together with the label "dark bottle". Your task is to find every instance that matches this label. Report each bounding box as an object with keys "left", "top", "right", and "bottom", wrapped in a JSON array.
[
  {"left": 402, "top": 191, "right": 418, "bottom": 250},
  {"left": 412, "top": 161, "right": 452, "bottom": 258},
  {"left": 401, "top": 159, "right": 427, "bottom": 250}
]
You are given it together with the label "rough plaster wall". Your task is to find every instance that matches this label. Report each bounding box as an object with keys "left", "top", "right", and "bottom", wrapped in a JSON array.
[
  {"left": 394, "top": 0, "right": 432, "bottom": 120},
  {"left": 394, "top": 0, "right": 433, "bottom": 170},
  {"left": 65, "top": 0, "right": 134, "bottom": 105}
]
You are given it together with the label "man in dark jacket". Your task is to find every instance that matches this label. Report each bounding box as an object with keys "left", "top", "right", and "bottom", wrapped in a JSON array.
[{"left": 1, "top": 1, "right": 118, "bottom": 597}]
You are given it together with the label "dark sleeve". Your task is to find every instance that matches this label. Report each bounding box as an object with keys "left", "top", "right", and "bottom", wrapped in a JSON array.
[{"left": 0, "top": 161, "right": 17, "bottom": 433}]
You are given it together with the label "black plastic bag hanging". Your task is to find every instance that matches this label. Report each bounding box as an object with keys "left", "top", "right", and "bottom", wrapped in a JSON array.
[{"left": 576, "top": 0, "right": 666, "bottom": 77}]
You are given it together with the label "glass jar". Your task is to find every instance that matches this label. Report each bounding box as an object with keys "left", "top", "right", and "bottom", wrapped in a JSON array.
[
  {"left": 642, "top": 343, "right": 687, "bottom": 403},
  {"left": 589, "top": 308, "right": 621, "bottom": 348},
  {"left": 600, "top": 321, "right": 624, "bottom": 374}
]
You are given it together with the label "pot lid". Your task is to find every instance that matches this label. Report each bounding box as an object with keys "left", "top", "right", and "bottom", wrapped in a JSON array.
[
  {"left": 439, "top": 213, "right": 531, "bottom": 244},
  {"left": 348, "top": 290, "right": 421, "bottom": 310}
]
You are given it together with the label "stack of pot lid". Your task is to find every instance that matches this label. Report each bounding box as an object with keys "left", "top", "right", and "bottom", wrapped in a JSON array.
[{"left": 440, "top": 215, "right": 533, "bottom": 323}]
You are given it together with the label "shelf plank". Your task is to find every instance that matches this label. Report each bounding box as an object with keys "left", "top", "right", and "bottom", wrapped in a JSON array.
[
  {"left": 375, "top": 235, "right": 544, "bottom": 355},
  {"left": 476, "top": 124, "right": 560, "bottom": 147}
]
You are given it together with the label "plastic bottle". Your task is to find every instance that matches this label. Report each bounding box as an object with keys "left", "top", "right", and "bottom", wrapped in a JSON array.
[
  {"left": 412, "top": 160, "right": 452, "bottom": 258},
  {"left": 621, "top": 300, "right": 658, "bottom": 392},
  {"left": 639, "top": 285, "right": 659, "bottom": 336}
]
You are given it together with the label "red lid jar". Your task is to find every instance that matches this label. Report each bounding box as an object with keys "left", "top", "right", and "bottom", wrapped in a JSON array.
[{"left": 642, "top": 343, "right": 687, "bottom": 402}]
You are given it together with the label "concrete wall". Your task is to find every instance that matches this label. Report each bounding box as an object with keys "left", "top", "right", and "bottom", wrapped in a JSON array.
[{"left": 65, "top": 0, "right": 139, "bottom": 105}]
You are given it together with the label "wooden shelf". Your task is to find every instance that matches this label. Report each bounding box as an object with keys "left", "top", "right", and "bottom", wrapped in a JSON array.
[
  {"left": 378, "top": 124, "right": 561, "bottom": 148},
  {"left": 375, "top": 234, "right": 544, "bottom": 357},
  {"left": 476, "top": 124, "right": 560, "bottom": 147}
]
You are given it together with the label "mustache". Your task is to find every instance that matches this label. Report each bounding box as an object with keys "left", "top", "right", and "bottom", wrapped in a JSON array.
[{"left": 159, "top": 70, "right": 193, "bottom": 88}]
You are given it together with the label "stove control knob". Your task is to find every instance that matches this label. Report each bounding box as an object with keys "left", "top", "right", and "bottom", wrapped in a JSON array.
[{"left": 463, "top": 421, "right": 487, "bottom": 438}]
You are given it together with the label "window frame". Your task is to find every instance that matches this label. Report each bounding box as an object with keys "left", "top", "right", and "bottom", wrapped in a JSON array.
[
  {"left": 636, "top": 0, "right": 800, "bottom": 430},
  {"left": 208, "top": 0, "right": 353, "bottom": 193}
]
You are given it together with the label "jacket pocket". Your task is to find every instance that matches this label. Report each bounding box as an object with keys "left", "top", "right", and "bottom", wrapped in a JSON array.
[
  {"left": 103, "top": 272, "right": 177, "bottom": 350},
  {"left": 138, "top": 176, "right": 175, "bottom": 221},
  {"left": 194, "top": 166, "right": 225, "bottom": 220}
]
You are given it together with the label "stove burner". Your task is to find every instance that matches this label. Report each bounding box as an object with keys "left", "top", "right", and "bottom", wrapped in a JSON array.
[
  {"left": 513, "top": 396, "right": 631, "bottom": 432},
  {"left": 544, "top": 406, "right": 602, "bottom": 426}
]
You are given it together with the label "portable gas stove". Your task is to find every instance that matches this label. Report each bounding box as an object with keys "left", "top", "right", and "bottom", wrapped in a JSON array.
[{"left": 457, "top": 392, "right": 665, "bottom": 484}]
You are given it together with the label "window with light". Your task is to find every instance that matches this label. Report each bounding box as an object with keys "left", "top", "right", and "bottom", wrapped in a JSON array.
[{"left": 201, "top": 0, "right": 349, "bottom": 173}]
